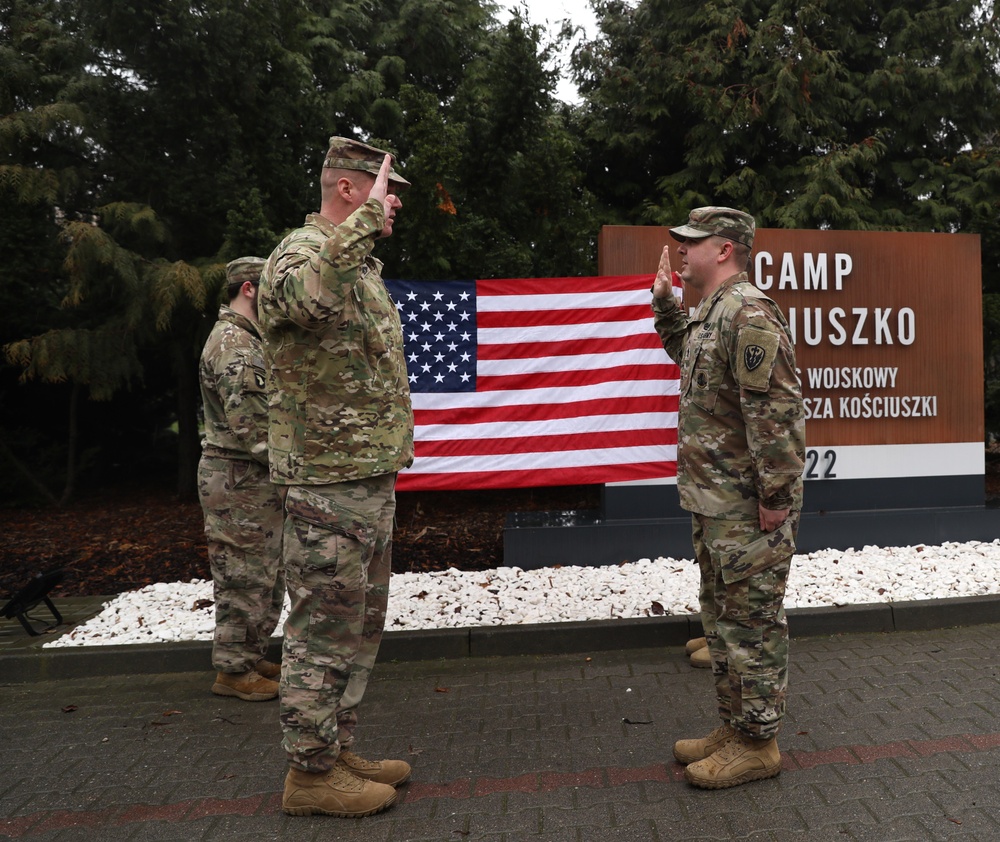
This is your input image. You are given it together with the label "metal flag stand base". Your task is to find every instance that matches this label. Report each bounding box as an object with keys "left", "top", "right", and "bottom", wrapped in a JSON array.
[{"left": 1, "top": 569, "right": 65, "bottom": 636}]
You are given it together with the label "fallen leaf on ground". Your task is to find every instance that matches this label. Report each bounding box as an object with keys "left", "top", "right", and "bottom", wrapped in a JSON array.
[{"left": 0, "top": 485, "right": 601, "bottom": 598}]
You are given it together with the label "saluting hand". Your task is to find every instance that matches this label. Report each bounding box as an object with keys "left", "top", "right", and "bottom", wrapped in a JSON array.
[
  {"left": 370, "top": 154, "right": 391, "bottom": 206},
  {"left": 653, "top": 245, "right": 676, "bottom": 299},
  {"left": 370, "top": 153, "right": 401, "bottom": 239}
]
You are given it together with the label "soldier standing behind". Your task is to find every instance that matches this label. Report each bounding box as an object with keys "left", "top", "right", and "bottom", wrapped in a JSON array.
[
  {"left": 650, "top": 207, "right": 805, "bottom": 789},
  {"left": 258, "top": 138, "right": 413, "bottom": 818},
  {"left": 198, "top": 257, "right": 285, "bottom": 702}
]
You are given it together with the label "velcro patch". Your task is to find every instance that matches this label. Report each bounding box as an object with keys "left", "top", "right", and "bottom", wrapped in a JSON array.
[{"left": 736, "top": 326, "right": 780, "bottom": 391}]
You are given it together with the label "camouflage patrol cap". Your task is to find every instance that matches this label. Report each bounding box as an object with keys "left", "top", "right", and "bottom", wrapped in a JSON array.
[
  {"left": 225, "top": 256, "right": 265, "bottom": 289},
  {"left": 669, "top": 206, "right": 755, "bottom": 248},
  {"left": 323, "top": 136, "right": 411, "bottom": 190}
]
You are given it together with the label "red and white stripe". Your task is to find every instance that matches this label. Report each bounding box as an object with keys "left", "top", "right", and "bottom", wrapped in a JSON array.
[{"left": 397, "top": 275, "right": 680, "bottom": 490}]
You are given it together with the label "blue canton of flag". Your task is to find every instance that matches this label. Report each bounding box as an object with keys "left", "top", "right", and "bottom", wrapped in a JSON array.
[{"left": 385, "top": 280, "right": 478, "bottom": 393}]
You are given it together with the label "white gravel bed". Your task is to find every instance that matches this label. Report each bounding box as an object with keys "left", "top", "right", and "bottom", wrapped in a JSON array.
[{"left": 43, "top": 539, "right": 1000, "bottom": 647}]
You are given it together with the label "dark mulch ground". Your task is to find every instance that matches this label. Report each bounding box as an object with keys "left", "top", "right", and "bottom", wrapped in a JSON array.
[
  {"left": 4, "top": 453, "right": 999, "bottom": 602},
  {"left": 0, "top": 484, "right": 601, "bottom": 599}
]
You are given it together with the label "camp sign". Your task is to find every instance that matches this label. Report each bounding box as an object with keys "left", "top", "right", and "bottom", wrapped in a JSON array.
[{"left": 598, "top": 226, "right": 984, "bottom": 490}]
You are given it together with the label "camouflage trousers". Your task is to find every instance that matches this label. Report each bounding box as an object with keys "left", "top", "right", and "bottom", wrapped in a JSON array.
[
  {"left": 278, "top": 474, "right": 396, "bottom": 773},
  {"left": 692, "top": 511, "right": 799, "bottom": 741},
  {"left": 198, "top": 456, "right": 284, "bottom": 674}
]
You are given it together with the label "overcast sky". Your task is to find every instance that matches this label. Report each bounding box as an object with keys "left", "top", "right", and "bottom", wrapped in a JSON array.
[{"left": 495, "top": 0, "right": 599, "bottom": 103}]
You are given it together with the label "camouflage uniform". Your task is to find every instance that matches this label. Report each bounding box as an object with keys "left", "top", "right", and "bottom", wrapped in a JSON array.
[
  {"left": 198, "top": 286, "right": 284, "bottom": 675},
  {"left": 652, "top": 208, "right": 805, "bottom": 741},
  {"left": 258, "top": 140, "right": 413, "bottom": 773}
]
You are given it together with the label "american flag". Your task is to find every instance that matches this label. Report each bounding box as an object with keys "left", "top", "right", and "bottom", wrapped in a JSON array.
[{"left": 385, "top": 276, "right": 680, "bottom": 491}]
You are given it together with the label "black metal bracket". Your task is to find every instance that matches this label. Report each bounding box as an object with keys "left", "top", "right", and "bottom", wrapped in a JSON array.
[{"left": 1, "top": 569, "right": 66, "bottom": 637}]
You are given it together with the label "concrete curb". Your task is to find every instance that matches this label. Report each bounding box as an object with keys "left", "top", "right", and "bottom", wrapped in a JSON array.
[{"left": 4, "top": 594, "right": 1000, "bottom": 684}]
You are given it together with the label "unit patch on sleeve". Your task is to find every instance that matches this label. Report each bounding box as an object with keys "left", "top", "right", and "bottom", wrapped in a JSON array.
[{"left": 736, "top": 326, "right": 780, "bottom": 392}]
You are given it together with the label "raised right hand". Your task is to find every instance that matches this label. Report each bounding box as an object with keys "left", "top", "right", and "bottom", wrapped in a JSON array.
[
  {"left": 370, "top": 154, "right": 392, "bottom": 206},
  {"left": 652, "top": 245, "right": 676, "bottom": 298}
]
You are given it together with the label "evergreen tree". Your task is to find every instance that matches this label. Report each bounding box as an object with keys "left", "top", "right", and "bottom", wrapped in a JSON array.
[
  {"left": 573, "top": 0, "right": 1000, "bottom": 231},
  {"left": 383, "top": 12, "right": 599, "bottom": 279},
  {"left": 0, "top": 0, "right": 219, "bottom": 501},
  {"left": 0, "top": 0, "right": 599, "bottom": 502}
]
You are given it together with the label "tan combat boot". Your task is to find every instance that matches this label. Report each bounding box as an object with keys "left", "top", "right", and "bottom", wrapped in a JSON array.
[
  {"left": 684, "top": 731, "right": 781, "bottom": 789},
  {"left": 684, "top": 637, "right": 707, "bottom": 655},
  {"left": 673, "top": 722, "right": 735, "bottom": 765},
  {"left": 211, "top": 669, "right": 278, "bottom": 701},
  {"left": 689, "top": 645, "right": 712, "bottom": 668},
  {"left": 254, "top": 658, "right": 281, "bottom": 680},
  {"left": 336, "top": 750, "right": 412, "bottom": 787},
  {"left": 282, "top": 766, "right": 396, "bottom": 817}
]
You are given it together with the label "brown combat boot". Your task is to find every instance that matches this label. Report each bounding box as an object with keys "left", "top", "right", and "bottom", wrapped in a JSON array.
[
  {"left": 336, "top": 750, "right": 412, "bottom": 787},
  {"left": 282, "top": 766, "right": 396, "bottom": 817},
  {"left": 689, "top": 645, "right": 712, "bottom": 668},
  {"left": 210, "top": 669, "right": 278, "bottom": 701},
  {"left": 254, "top": 658, "right": 281, "bottom": 680},
  {"left": 685, "top": 637, "right": 707, "bottom": 655},
  {"left": 684, "top": 731, "right": 781, "bottom": 789},
  {"left": 673, "top": 722, "right": 736, "bottom": 765}
]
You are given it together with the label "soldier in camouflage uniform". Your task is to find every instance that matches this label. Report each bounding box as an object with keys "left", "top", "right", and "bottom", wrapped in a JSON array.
[
  {"left": 258, "top": 137, "right": 414, "bottom": 819},
  {"left": 198, "top": 257, "right": 285, "bottom": 702},
  {"left": 650, "top": 207, "right": 805, "bottom": 789}
]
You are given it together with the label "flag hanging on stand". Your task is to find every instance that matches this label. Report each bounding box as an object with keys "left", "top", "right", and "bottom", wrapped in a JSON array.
[{"left": 385, "top": 275, "right": 680, "bottom": 491}]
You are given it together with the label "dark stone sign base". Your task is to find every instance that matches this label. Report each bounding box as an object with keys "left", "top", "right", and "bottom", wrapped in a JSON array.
[{"left": 503, "top": 475, "right": 999, "bottom": 570}]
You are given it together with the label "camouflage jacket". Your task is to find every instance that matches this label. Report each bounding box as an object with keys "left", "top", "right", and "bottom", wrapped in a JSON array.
[
  {"left": 652, "top": 272, "right": 805, "bottom": 519},
  {"left": 199, "top": 306, "right": 269, "bottom": 465},
  {"left": 257, "top": 201, "right": 414, "bottom": 486}
]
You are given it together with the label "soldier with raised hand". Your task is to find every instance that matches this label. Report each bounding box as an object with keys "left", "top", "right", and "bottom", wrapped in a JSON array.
[
  {"left": 650, "top": 207, "right": 805, "bottom": 789},
  {"left": 258, "top": 137, "right": 413, "bottom": 819},
  {"left": 198, "top": 257, "right": 285, "bottom": 702}
]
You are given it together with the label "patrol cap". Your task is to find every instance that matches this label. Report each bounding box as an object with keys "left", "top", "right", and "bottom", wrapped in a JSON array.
[
  {"left": 225, "top": 256, "right": 265, "bottom": 290},
  {"left": 323, "top": 136, "right": 411, "bottom": 190},
  {"left": 669, "top": 206, "right": 755, "bottom": 248}
]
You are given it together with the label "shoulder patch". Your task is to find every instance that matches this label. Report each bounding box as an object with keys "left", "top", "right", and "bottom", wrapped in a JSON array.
[{"left": 736, "top": 325, "right": 780, "bottom": 392}]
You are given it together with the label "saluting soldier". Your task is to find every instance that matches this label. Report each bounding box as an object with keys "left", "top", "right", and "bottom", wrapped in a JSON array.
[
  {"left": 651, "top": 207, "right": 805, "bottom": 789},
  {"left": 258, "top": 137, "right": 413, "bottom": 818}
]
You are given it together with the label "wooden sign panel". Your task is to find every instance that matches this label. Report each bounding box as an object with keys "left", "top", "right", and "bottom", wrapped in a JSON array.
[{"left": 598, "top": 225, "right": 984, "bottom": 492}]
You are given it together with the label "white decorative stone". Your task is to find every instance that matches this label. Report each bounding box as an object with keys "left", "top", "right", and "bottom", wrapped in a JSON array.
[{"left": 41, "top": 540, "right": 1000, "bottom": 647}]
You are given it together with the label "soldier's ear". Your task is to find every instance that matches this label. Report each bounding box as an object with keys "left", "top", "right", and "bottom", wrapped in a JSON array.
[{"left": 337, "top": 175, "right": 357, "bottom": 201}]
